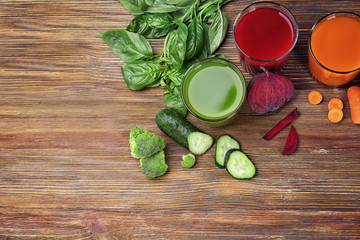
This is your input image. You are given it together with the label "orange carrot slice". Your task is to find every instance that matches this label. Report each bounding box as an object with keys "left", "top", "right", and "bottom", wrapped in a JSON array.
[
  {"left": 308, "top": 90, "right": 323, "bottom": 105},
  {"left": 347, "top": 86, "right": 360, "bottom": 124},
  {"left": 328, "top": 108, "right": 343, "bottom": 123},
  {"left": 328, "top": 98, "right": 343, "bottom": 110}
]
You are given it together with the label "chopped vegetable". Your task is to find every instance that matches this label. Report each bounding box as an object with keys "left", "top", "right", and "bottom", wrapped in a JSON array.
[
  {"left": 187, "top": 132, "right": 214, "bottom": 155},
  {"left": 129, "top": 127, "right": 166, "bottom": 159},
  {"left": 247, "top": 68, "right": 295, "bottom": 114},
  {"left": 215, "top": 134, "right": 240, "bottom": 168},
  {"left": 140, "top": 151, "right": 168, "bottom": 178},
  {"left": 155, "top": 109, "right": 213, "bottom": 155},
  {"left": 282, "top": 125, "right": 298, "bottom": 155},
  {"left": 347, "top": 86, "right": 360, "bottom": 124},
  {"left": 328, "top": 107, "right": 343, "bottom": 123},
  {"left": 182, "top": 153, "right": 196, "bottom": 168},
  {"left": 263, "top": 108, "right": 300, "bottom": 140},
  {"left": 308, "top": 90, "right": 323, "bottom": 105},
  {"left": 328, "top": 98, "right": 343, "bottom": 110},
  {"left": 224, "top": 149, "right": 256, "bottom": 179}
]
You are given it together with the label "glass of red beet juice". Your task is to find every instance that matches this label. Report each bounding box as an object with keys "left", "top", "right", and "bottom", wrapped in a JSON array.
[{"left": 233, "top": 1, "right": 299, "bottom": 75}]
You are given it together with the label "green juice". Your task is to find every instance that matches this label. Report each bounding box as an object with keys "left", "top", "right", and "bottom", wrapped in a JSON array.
[{"left": 182, "top": 59, "right": 245, "bottom": 121}]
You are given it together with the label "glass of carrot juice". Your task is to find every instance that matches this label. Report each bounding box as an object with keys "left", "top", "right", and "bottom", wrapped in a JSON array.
[
  {"left": 309, "top": 12, "right": 360, "bottom": 87},
  {"left": 233, "top": 1, "right": 299, "bottom": 75}
]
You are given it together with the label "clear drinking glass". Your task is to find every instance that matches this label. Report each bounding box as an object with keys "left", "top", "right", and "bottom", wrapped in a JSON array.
[
  {"left": 308, "top": 12, "right": 360, "bottom": 87},
  {"left": 233, "top": 1, "right": 299, "bottom": 75},
  {"left": 181, "top": 58, "right": 246, "bottom": 127}
]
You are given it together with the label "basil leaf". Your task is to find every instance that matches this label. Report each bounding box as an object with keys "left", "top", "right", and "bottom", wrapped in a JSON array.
[
  {"left": 168, "top": 22, "right": 188, "bottom": 70},
  {"left": 163, "top": 85, "right": 187, "bottom": 117},
  {"left": 201, "top": 5, "right": 217, "bottom": 24},
  {"left": 163, "top": 68, "right": 183, "bottom": 87},
  {"left": 127, "top": 15, "right": 149, "bottom": 35},
  {"left": 127, "top": 13, "right": 176, "bottom": 39},
  {"left": 181, "top": 22, "right": 210, "bottom": 71},
  {"left": 208, "top": 9, "right": 228, "bottom": 54},
  {"left": 208, "top": 53, "right": 228, "bottom": 60},
  {"left": 118, "top": 0, "right": 147, "bottom": 15},
  {"left": 185, "top": 17, "right": 204, "bottom": 60},
  {"left": 121, "top": 61, "right": 163, "bottom": 90},
  {"left": 99, "top": 30, "right": 153, "bottom": 63},
  {"left": 145, "top": 0, "right": 155, "bottom": 4},
  {"left": 146, "top": 0, "right": 194, "bottom": 13}
]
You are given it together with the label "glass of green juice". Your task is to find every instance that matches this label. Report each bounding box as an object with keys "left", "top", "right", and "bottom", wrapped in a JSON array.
[{"left": 181, "top": 58, "right": 246, "bottom": 127}]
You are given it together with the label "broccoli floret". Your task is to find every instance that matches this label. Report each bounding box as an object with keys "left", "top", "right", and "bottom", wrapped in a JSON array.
[
  {"left": 182, "top": 153, "right": 196, "bottom": 168},
  {"left": 140, "top": 150, "right": 168, "bottom": 178},
  {"left": 129, "top": 127, "right": 166, "bottom": 159}
]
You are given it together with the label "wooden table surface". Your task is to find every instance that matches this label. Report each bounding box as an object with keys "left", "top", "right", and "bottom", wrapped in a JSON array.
[{"left": 1, "top": 0, "right": 360, "bottom": 239}]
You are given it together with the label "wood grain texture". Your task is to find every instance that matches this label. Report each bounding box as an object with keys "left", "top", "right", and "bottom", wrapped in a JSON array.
[{"left": 1, "top": 0, "right": 360, "bottom": 239}]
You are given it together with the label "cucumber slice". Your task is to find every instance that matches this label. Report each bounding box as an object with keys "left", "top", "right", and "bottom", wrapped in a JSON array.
[
  {"left": 215, "top": 134, "right": 240, "bottom": 168},
  {"left": 187, "top": 132, "right": 214, "bottom": 155},
  {"left": 156, "top": 109, "right": 213, "bottom": 155},
  {"left": 224, "top": 149, "right": 256, "bottom": 179}
]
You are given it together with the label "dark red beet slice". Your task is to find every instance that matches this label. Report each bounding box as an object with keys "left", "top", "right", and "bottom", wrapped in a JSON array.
[
  {"left": 282, "top": 125, "right": 298, "bottom": 155},
  {"left": 263, "top": 108, "right": 300, "bottom": 140}
]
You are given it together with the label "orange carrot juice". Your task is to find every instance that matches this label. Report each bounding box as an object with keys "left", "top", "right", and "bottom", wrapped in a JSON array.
[{"left": 309, "top": 12, "right": 360, "bottom": 87}]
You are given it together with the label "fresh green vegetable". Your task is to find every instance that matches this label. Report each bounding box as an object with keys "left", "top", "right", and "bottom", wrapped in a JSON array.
[
  {"left": 166, "top": 22, "right": 188, "bottom": 70},
  {"left": 215, "top": 134, "right": 240, "bottom": 168},
  {"left": 155, "top": 108, "right": 213, "bottom": 155},
  {"left": 126, "top": 13, "right": 176, "bottom": 39},
  {"left": 101, "top": 0, "right": 231, "bottom": 116},
  {"left": 224, "top": 149, "right": 256, "bottom": 179},
  {"left": 121, "top": 61, "right": 163, "bottom": 90},
  {"left": 129, "top": 127, "right": 166, "bottom": 158},
  {"left": 208, "top": 6, "right": 228, "bottom": 54},
  {"left": 187, "top": 132, "right": 214, "bottom": 155},
  {"left": 99, "top": 30, "right": 153, "bottom": 64},
  {"left": 140, "top": 150, "right": 168, "bottom": 178},
  {"left": 185, "top": 17, "right": 204, "bottom": 60},
  {"left": 118, "top": 0, "right": 194, "bottom": 16},
  {"left": 182, "top": 153, "right": 196, "bottom": 168}
]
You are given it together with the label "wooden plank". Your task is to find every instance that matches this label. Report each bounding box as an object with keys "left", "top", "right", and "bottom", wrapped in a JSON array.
[{"left": 0, "top": 0, "right": 360, "bottom": 239}]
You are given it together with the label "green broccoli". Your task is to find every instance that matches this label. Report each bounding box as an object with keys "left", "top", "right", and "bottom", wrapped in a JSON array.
[
  {"left": 140, "top": 150, "right": 168, "bottom": 178},
  {"left": 129, "top": 127, "right": 166, "bottom": 159},
  {"left": 182, "top": 153, "right": 196, "bottom": 168}
]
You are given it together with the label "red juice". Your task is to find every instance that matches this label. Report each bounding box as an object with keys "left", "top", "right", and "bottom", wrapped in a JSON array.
[{"left": 234, "top": 3, "right": 298, "bottom": 75}]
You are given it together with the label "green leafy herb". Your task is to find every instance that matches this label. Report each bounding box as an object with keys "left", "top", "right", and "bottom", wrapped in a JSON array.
[
  {"left": 185, "top": 17, "right": 204, "bottom": 60},
  {"left": 167, "top": 22, "right": 188, "bottom": 70},
  {"left": 163, "top": 86, "right": 187, "bottom": 117},
  {"left": 126, "top": 13, "right": 176, "bottom": 39},
  {"left": 208, "top": 8, "right": 228, "bottom": 54},
  {"left": 121, "top": 61, "right": 163, "bottom": 90},
  {"left": 99, "top": 30, "right": 153, "bottom": 63}
]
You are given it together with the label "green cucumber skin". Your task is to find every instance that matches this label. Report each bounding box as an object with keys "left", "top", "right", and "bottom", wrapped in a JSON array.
[
  {"left": 224, "top": 149, "right": 256, "bottom": 179},
  {"left": 215, "top": 134, "right": 240, "bottom": 169},
  {"left": 224, "top": 149, "right": 239, "bottom": 167},
  {"left": 155, "top": 108, "right": 200, "bottom": 149}
]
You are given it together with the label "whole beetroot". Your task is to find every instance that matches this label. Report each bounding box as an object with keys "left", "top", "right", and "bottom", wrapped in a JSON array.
[{"left": 247, "top": 68, "right": 295, "bottom": 114}]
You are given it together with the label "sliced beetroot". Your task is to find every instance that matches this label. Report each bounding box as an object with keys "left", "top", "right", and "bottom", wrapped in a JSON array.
[
  {"left": 282, "top": 125, "right": 298, "bottom": 155},
  {"left": 247, "top": 68, "right": 295, "bottom": 114},
  {"left": 263, "top": 108, "right": 300, "bottom": 140}
]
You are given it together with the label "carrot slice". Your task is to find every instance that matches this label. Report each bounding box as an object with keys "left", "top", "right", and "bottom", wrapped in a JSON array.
[
  {"left": 328, "top": 108, "right": 343, "bottom": 123},
  {"left": 263, "top": 108, "right": 300, "bottom": 140},
  {"left": 347, "top": 86, "right": 360, "bottom": 124},
  {"left": 328, "top": 98, "right": 343, "bottom": 110},
  {"left": 282, "top": 125, "right": 298, "bottom": 155},
  {"left": 308, "top": 90, "right": 323, "bottom": 105}
]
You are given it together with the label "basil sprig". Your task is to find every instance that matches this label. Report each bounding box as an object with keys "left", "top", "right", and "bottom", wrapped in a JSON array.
[{"left": 100, "top": 0, "right": 231, "bottom": 116}]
